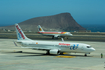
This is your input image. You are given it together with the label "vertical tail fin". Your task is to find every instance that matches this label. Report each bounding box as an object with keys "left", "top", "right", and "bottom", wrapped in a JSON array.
[
  {"left": 38, "top": 25, "right": 44, "bottom": 32},
  {"left": 15, "top": 24, "right": 29, "bottom": 40}
]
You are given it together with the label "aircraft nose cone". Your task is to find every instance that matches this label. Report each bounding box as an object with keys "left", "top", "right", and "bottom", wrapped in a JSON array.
[
  {"left": 92, "top": 48, "right": 95, "bottom": 51},
  {"left": 70, "top": 34, "right": 73, "bottom": 36}
]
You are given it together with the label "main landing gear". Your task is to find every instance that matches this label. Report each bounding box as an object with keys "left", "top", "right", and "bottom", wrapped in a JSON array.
[
  {"left": 52, "top": 36, "right": 58, "bottom": 39},
  {"left": 52, "top": 36, "right": 54, "bottom": 39},
  {"left": 46, "top": 50, "right": 50, "bottom": 55},
  {"left": 84, "top": 54, "right": 87, "bottom": 56}
]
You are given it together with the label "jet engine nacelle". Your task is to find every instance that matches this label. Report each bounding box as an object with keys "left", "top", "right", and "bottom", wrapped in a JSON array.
[{"left": 49, "top": 49, "right": 59, "bottom": 54}]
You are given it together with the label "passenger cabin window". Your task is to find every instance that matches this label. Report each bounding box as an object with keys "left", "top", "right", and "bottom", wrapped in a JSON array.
[{"left": 87, "top": 46, "right": 91, "bottom": 48}]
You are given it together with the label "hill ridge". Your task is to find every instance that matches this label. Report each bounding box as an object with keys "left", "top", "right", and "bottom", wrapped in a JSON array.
[{"left": 0, "top": 12, "right": 86, "bottom": 32}]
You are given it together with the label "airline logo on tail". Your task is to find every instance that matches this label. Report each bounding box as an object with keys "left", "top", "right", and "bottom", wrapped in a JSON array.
[
  {"left": 16, "top": 25, "right": 25, "bottom": 39},
  {"left": 39, "top": 28, "right": 42, "bottom": 31}
]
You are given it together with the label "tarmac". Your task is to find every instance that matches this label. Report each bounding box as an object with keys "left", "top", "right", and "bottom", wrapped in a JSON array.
[{"left": 0, "top": 39, "right": 105, "bottom": 70}]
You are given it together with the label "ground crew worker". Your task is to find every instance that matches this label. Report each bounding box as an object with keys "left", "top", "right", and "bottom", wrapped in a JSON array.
[{"left": 101, "top": 53, "right": 103, "bottom": 58}]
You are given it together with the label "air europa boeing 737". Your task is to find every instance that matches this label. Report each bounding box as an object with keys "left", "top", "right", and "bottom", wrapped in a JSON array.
[
  {"left": 37, "top": 25, "right": 73, "bottom": 39},
  {"left": 14, "top": 24, "right": 95, "bottom": 56}
]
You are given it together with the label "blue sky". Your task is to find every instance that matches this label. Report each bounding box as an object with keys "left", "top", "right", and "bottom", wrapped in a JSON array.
[{"left": 0, "top": 0, "right": 105, "bottom": 27}]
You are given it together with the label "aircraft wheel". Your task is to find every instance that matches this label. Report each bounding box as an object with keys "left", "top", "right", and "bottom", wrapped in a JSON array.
[
  {"left": 46, "top": 50, "right": 50, "bottom": 55},
  {"left": 17, "top": 51, "right": 22, "bottom": 53},
  {"left": 84, "top": 54, "right": 87, "bottom": 56},
  {"left": 52, "top": 36, "right": 54, "bottom": 39},
  {"left": 60, "top": 52, "right": 64, "bottom": 55}
]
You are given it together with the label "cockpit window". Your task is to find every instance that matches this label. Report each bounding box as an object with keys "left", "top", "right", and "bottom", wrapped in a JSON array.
[{"left": 87, "top": 46, "right": 91, "bottom": 48}]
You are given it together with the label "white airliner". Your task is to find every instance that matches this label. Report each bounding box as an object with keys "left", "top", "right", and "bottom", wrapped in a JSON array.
[
  {"left": 14, "top": 24, "right": 95, "bottom": 56},
  {"left": 37, "top": 25, "right": 73, "bottom": 39}
]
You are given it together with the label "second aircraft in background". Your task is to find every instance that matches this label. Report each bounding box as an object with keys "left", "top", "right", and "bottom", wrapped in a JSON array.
[{"left": 37, "top": 25, "right": 73, "bottom": 39}]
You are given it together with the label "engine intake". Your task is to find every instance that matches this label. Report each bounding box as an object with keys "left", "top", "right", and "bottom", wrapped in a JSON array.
[{"left": 49, "top": 49, "right": 59, "bottom": 54}]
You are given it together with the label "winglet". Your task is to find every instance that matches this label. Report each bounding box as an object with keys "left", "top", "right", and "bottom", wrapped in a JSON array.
[
  {"left": 13, "top": 41, "right": 17, "bottom": 46},
  {"left": 61, "top": 38, "right": 64, "bottom": 42}
]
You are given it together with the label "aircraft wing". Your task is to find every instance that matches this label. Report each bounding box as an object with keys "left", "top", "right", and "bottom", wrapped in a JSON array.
[
  {"left": 21, "top": 46, "right": 61, "bottom": 51},
  {"left": 42, "top": 34, "right": 59, "bottom": 36},
  {"left": 13, "top": 41, "right": 61, "bottom": 50},
  {"left": 21, "top": 47, "right": 51, "bottom": 50},
  {"left": 43, "top": 34, "right": 70, "bottom": 37}
]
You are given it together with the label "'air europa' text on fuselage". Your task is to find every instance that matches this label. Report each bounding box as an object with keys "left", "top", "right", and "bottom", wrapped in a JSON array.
[{"left": 59, "top": 43, "right": 70, "bottom": 46}]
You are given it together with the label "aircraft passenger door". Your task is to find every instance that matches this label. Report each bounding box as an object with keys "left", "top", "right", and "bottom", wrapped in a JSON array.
[{"left": 81, "top": 46, "right": 84, "bottom": 50}]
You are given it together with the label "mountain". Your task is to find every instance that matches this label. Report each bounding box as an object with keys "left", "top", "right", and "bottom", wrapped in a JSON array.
[{"left": 0, "top": 13, "right": 86, "bottom": 32}]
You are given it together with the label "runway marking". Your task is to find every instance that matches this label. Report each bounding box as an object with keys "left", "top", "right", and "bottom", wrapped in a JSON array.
[{"left": 56, "top": 56, "right": 75, "bottom": 58}]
